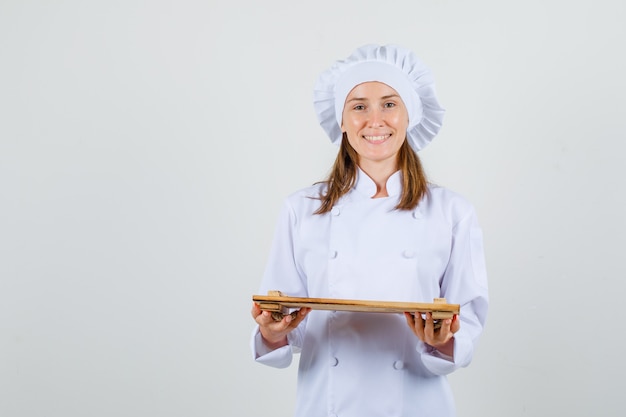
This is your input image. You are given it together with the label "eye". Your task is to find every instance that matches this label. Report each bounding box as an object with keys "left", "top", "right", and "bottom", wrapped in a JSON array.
[
  {"left": 353, "top": 104, "right": 366, "bottom": 111},
  {"left": 384, "top": 102, "right": 396, "bottom": 108}
]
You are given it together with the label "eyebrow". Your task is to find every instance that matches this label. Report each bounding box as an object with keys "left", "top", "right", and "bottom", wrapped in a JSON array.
[{"left": 346, "top": 94, "right": 401, "bottom": 103}]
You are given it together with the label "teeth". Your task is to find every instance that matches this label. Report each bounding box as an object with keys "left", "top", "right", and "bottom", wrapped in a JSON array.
[{"left": 364, "top": 135, "right": 389, "bottom": 141}]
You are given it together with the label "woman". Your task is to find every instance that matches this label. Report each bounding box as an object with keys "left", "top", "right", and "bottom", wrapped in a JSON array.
[{"left": 251, "top": 44, "right": 489, "bottom": 417}]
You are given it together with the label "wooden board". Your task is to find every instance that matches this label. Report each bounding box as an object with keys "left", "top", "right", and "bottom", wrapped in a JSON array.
[{"left": 253, "top": 291, "right": 459, "bottom": 320}]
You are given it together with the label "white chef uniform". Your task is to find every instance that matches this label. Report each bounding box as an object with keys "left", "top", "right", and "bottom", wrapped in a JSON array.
[{"left": 252, "top": 168, "right": 489, "bottom": 417}]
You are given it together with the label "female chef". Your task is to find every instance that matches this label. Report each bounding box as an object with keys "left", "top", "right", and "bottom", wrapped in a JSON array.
[{"left": 250, "top": 44, "right": 489, "bottom": 417}]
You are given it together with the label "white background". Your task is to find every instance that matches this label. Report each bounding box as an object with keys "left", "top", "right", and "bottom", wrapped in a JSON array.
[{"left": 1, "top": 1, "right": 625, "bottom": 416}]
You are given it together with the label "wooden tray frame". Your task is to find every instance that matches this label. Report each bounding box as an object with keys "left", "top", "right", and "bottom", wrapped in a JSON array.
[{"left": 253, "top": 291, "right": 459, "bottom": 320}]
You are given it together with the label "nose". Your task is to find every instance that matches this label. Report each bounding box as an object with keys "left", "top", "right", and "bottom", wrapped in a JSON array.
[{"left": 368, "top": 107, "right": 384, "bottom": 127}]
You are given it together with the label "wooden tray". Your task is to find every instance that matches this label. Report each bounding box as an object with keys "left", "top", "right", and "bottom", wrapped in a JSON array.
[{"left": 253, "top": 291, "right": 459, "bottom": 320}]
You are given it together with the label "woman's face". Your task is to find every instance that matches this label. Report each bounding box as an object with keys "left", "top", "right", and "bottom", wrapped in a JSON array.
[{"left": 341, "top": 81, "right": 409, "bottom": 171}]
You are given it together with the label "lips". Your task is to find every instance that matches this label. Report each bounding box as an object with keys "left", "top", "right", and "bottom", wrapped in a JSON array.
[{"left": 363, "top": 134, "right": 391, "bottom": 143}]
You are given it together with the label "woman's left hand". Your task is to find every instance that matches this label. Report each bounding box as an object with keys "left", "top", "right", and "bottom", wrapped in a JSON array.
[{"left": 404, "top": 312, "right": 460, "bottom": 357}]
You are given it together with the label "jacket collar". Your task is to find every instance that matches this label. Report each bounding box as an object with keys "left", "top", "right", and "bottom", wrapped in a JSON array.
[{"left": 353, "top": 168, "right": 402, "bottom": 198}]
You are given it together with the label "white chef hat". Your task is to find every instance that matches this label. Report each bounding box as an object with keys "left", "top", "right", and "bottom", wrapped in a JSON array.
[{"left": 313, "top": 44, "right": 445, "bottom": 152}]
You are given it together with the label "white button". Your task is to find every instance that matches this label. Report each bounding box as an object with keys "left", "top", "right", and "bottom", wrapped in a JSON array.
[
  {"left": 393, "top": 360, "right": 404, "bottom": 370},
  {"left": 412, "top": 210, "right": 422, "bottom": 219},
  {"left": 331, "top": 207, "right": 341, "bottom": 216},
  {"left": 330, "top": 357, "right": 338, "bottom": 367},
  {"left": 329, "top": 250, "right": 338, "bottom": 259},
  {"left": 402, "top": 250, "right": 416, "bottom": 258}
]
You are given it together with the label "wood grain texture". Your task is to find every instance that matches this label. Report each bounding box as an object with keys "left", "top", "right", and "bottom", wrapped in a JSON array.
[{"left": 253, "top": 291, "right": 459, "bottom": 319}]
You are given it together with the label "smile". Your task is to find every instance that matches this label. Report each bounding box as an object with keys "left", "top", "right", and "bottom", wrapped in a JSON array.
[{"left": 363, "top": 134, "right": 391, "bottom": 143}]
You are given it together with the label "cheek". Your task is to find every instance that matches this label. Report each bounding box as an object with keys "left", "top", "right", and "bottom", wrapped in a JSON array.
[
  {"left": 344, "top": 131, "right": 362, "bottom": 149},
  {"left": 390, "top": 113, "right": 407, "bottom": 126},
  {"left": 342, "top": 120, "right": 356, "bottom": 134},
  {"left": 340, "top": 110, "right": 351, "bottom": 132}
]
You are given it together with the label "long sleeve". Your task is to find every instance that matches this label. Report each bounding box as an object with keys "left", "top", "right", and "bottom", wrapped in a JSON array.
[
  {"left": 418, "top": 203, "right": 489, "bottom": 375},
  {"left": 251, "top": 199, "right": 308, "bottom": 367}
]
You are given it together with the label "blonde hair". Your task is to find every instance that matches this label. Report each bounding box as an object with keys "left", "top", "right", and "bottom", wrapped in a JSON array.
[{"left": 314, "top": 134, "right": 428, "bottom": 214}]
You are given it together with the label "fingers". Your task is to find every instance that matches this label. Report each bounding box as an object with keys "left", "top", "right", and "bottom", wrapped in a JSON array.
[
  {"left": 255, "top": 307, "right": 311, "bottom": 348},
  {"left": 256, "top": 310, "right": 288, "bottom": 328},
  {"left": 450, "top": 314, "right": 460, "bottom": 333},
  {"left": 404, "top": 312, "right": 415, "bottom": 337},
  {"left": 437, "top": 314, "right": 459, "bottom": 336},
  {"left": 405, "top": 311, "right": 460, "bottom": 348},
  {"left": 404, "top": 312, "right": 425, "bottom": 341},
  {"left": 256, "top": 311, "right": 292, "bottom": 346},
  {"left": 290, "top": 307, "right": 311, "bottom": 328},
  {"left": 251, "top": 302, "right": 262, "bottom": 319},
  {"left": 253, "top": 306, "right": 311, "bottom": 331},
  {"left": 428, "top": 313, "right": 458, "bottom": 346},
  {"left": 414, "top": 312, "right": 426, "bottom": 340},
  {"left": 423, "top": 312, "right": 435, "bottom": 335},
  {"left": 436, "top": 317, "right": 452, "bottom": 341},
  {"left": 403, "top": 312, "right": 414, "bottom": 328}
]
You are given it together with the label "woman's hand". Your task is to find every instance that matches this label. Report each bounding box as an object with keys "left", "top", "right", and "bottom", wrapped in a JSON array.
[
  {"left": 251, "top": 303, "right": 311, "bottom": 350},
  {"left": 404, "top": 312, "right": 460, "bottom": 357}
]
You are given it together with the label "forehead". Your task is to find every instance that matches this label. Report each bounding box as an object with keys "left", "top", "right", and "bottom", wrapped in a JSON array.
[{"left": 346, "top": 81, "right": 400, "bottom": 99}]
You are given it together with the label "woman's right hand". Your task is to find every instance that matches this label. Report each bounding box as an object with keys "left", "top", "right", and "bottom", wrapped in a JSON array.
[{"left": 251, "top": 303, "right": 311, "bottom": 350}]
